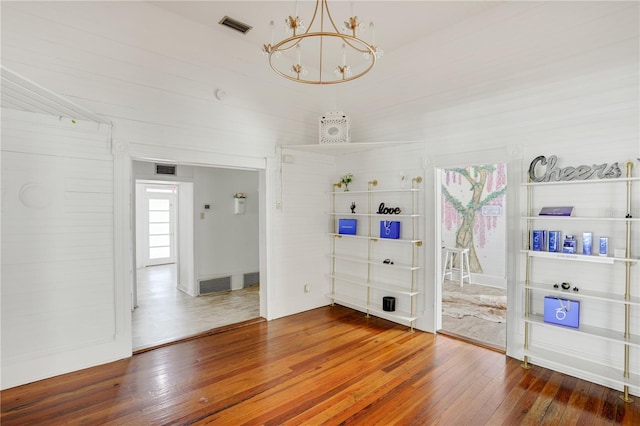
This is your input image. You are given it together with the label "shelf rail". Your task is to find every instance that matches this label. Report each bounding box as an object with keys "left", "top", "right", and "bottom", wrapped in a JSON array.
[
  {"left": 329, "top": 176, "right": 422, "bottom": 332},
  {"left": 521, "top": 161, "right": 636, "bottom": 403},
  {"left": 622, "top": 161, "right": 634, "bottom": 403}
]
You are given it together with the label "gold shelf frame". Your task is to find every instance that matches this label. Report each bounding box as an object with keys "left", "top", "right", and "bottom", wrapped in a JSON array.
[
  {"left": 329, "top": 176, "right": 423, "bottom": 332},
  {"left": 520, "top": 162, "right": 636, "bottom": 403}
]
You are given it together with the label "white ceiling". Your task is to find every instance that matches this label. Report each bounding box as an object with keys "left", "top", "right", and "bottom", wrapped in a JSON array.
[
  {"left": 151, "top": 1, "right": 501, "bottom": 57},
  {"left": 147, "top": 0, "right": 638, "bottom": 140}
]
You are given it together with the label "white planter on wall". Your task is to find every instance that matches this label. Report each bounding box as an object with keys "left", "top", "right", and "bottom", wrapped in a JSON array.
[{"left": 234, "top": 197, "right": 246, "bottom": 215}]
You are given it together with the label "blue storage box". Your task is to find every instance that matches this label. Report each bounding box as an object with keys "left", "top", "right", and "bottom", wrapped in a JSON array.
[
  {"left": 380, "top": 220, "right": 400, "bottom": 239},
  {"left": 543, "top": 296, "right": 580, "bottom": 328},
  {"left": 338, "top": 219, "right": 357, "bottom": 235}
]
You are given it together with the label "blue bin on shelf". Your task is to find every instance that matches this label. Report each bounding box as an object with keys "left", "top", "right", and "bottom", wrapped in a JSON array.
[
  {"left": 380, "top": 220, "right": 400, "bottom": 239},
  {"left": 338, "top": 219, "right": 357, "bottom": 235}
]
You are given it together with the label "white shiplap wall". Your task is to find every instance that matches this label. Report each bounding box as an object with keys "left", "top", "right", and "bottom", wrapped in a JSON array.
[
  {"left": 340, "top": 1, "right": 639, "bottom": 145},
  {"left": 0, "top": 0, "right": 638, "bottom": 394},
  {"left": 278, "top": 143, "right": 432, "bottom": 329},
  {"left": 334, "top": 144, "right": 431, "bottom": 329},
  {"left": 270, "top": 149, "right": 335, "bottom": 319},
  {"left": 336, "top": 1, "right": 640, "bottom": 396},
  {"left": 1, "top": 109, "right": 124, "bottom": 389},
  {"left": 0, "top": 1, "right": 334, "bottom": 153}
]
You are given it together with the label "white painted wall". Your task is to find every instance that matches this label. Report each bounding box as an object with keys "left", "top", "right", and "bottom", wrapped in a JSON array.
[
  {"left": 278, "top": 144, "right": 432, "bottom": 330},
  {"left": 193, "top": 167, "right": 259, "bottom": 290},
  {"left": 0, "top": 1, "right": 336, "bottom": 154},
  {"left": 1, "top": 109, "right": 130, "bottom": 390},
  {"left": 1, "top": 0, "right": 638, "bottom": 395},
  {"left": 337, "top": 1, "right": 640, "bottom": 395},
  {"left": 333, "top": 145, "right": 431, "bottom": 331},
  {"left": 270, "top": 150, "right": 335, "bottom": 319}
]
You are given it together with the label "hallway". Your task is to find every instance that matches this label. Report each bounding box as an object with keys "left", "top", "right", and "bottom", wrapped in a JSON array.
[{"left": 132, "top": 264, "right": 260, "bottom": 350}]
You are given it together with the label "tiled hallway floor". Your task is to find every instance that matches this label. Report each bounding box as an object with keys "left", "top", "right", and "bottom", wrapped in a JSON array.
[{"left": 132, "top": 264, "right": 260, "bottom": 350}]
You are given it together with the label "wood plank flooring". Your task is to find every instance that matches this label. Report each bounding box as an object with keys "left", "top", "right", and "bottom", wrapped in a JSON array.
[{"left": 2, "top": 306, "right": 638, "bottom": 425}]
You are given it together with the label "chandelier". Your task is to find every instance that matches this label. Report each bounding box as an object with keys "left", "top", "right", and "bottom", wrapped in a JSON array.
[{"left": 262, "top": 0, "right": 383, "bottom": 85}]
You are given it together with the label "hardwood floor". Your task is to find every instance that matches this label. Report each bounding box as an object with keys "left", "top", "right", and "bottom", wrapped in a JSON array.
[{"left": 2, "top": 306, "right": 637, "bottom": 425}]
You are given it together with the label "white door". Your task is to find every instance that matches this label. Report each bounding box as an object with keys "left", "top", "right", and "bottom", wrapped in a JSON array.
[{"left": 143, "top": 185, "right": 177, "bottom": 266}]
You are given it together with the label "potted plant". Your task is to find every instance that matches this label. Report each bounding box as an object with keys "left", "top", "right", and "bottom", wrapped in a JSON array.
[{"left": 340, "top": 173, "right": 353, "bottom": 191}]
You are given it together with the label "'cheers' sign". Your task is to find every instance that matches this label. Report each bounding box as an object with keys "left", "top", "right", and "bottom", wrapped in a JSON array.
[{"left": 528, "top": 155, "right": 621, "bottom": 182}]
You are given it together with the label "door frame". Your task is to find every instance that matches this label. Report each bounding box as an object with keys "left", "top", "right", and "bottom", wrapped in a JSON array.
[
  {"left": 133, "top": 180, "right": 195, "bottom": 304},
  {"left": 431, "top": 146, "right": 521, "bottom": 346},
  {"left": 138, "top": 183, "right": 178, "bottom": 267},
  {"left": 119, "top": 142, "right": 278, "bottom": 355}
]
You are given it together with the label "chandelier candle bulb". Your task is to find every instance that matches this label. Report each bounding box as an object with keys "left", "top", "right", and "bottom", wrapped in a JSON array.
[
  {"left": 269, "top": 21, "right": 274, "bottom": 43},
  {"left": 370, "top": 22, "right": 375, "bottom": 45}
]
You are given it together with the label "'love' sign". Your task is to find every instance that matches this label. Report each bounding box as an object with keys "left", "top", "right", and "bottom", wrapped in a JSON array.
[{"left": 377, "top": 203, "right": 401, "bottom": 215}]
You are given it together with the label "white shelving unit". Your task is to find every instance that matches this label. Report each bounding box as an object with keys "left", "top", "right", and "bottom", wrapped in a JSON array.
[
  {"left": 327, "top": 177, "right": 423, "bottom": 331},
  {"left": 521, "top": 162, "right": 639, "bottom": 402}
]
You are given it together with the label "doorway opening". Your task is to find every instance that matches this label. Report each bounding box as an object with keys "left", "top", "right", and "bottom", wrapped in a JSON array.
[
  {"left": 131, "top": 161, "right": 262, "bottom": 350},
  {"left": 436, "top": 163, "right": 507, "bottom": 351},
  {"left": 140, "top": 183, "right": 177, "bottom": 267}
]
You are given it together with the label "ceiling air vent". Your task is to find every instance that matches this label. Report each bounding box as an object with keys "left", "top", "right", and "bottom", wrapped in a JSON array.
[
  {"left": 155, "top": 163, "right": 177, "bottom": 176},
  {"left": 219, "top": 16, "right": 252, "bottom": 34}
]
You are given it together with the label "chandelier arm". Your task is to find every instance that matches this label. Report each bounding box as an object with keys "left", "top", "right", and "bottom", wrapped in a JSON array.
[
  {"left": 322, "top": 0, "right": 345, "bottom": 34},
  {"left": 273, "top": 38, "right": 303, "bottom": 53},
  {"left": 321, "top": 0, "right": 371, "bottom": 54},
  {"left": 341, "top": 39, "right": 373, "bottom": 54},
  {"left": 270, "top": 33, "right": 374, "bottom": 55},
  {"left": 301, "top": 0, "right": 320, "bottom": 36}
]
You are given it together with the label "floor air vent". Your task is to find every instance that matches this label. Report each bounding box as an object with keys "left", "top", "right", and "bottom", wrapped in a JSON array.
[
  {"left": 243, "top": 272, "right": 260, "bottom": 288},
  {"left": 219, "top": 16, "right": 252, "bottom": 34},
  {"left": 155, "top": 163, "right": 177, "bottom": 176},
  {"left": 199, "top": 276, "right": 231, "bottom": 295}
]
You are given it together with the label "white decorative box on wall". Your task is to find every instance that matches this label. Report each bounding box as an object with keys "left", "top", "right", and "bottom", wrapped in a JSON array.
[
  {"left": 319, "top": 112, "right": 350, "bottom": 144},
  {"left": 233, "top": 192, "right": 246, "bottom": 215}
]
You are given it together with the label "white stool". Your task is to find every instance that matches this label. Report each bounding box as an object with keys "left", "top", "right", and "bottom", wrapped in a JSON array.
[{"left": 442, "top": 247, "right": 471, "bottom": 287}]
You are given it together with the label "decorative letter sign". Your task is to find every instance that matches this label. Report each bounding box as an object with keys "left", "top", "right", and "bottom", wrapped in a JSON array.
[
  {"left": 377, "top": 203, "right": 402, "bottom": 215},
  {"left": 528, "top": 155, "right": 621, "bottom": 182}
]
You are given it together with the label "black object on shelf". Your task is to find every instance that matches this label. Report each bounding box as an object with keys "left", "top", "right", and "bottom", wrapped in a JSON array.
[{"left": 383, "top": 296, "right": 396, "bottom": 312}]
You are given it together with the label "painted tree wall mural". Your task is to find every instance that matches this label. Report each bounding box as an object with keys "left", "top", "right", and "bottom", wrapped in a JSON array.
[{"left": 442, "top": 164, "right": 507, "bottom": 273}]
